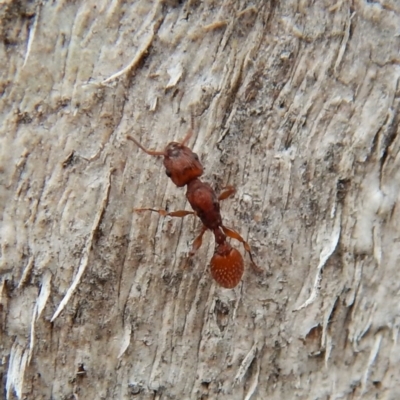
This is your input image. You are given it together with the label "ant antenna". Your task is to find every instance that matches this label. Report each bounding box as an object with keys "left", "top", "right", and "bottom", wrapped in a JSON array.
[
  {"left": 126, "top": 135, "right": 166, "bottom": 156},
  {"left": 180, "top": 114, "right": 195, "bottom": 147}
]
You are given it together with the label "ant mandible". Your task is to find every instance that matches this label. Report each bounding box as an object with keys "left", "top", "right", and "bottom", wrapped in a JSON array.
[{"left": 127, "top": 121, "right": 262, "bottom": 288}]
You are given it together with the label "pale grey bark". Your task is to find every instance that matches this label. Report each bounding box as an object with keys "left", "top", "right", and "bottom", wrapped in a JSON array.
[{"left": 1, "top": 0, "right": 400, "bottom": 399}]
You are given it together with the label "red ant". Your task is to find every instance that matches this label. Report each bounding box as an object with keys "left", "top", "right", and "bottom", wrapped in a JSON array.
[{"left": 127, "top": 123, "right": 262, "bottom": 288}]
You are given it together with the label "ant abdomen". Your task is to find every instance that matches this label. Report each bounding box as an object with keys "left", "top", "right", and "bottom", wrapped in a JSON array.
[{"left": 210, "top": 243, "right": 244, "bottom": 289}]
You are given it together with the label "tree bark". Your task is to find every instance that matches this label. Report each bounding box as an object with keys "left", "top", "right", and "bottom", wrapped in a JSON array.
[{"left": 1, "top": 0, "right": 400, "bottom": 399}]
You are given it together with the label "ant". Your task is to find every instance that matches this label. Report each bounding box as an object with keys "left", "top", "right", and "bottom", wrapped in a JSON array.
[{"left": 127, "top": 121, "right": 262, "bottom": 288}]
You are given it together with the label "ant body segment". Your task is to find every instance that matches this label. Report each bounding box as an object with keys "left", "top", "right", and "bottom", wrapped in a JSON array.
[{"left": 127, "top": 125, "right": 261, "bottom": 288}]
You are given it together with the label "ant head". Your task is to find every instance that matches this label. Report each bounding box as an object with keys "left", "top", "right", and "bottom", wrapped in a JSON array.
[
  {"left": 210, "top": 243, "right": 244, "bottom": 288},
  {"left": 163, "top": 142, "right": 204, "bottom": 187}
]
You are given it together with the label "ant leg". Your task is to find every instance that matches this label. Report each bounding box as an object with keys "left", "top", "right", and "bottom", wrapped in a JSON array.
[
  {"left": 218, "top": 186, "right": 236, "bottom": 201},
  {"left": 221, "top": 226, "right": 263, "bottom": 273},
  {"left": 126, "top": 135, "right": 166, "bottom": 156},
  {"left": 135, "top": 208, "right": 196, "bottom": 218},
  {"left": 188, "top": 226, "right": 207, "bottom": 258}
]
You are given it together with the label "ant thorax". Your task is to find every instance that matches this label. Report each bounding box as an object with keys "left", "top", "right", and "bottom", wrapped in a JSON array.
[{"left": 186, "top": 179, "right": 223, "bottom": 230}]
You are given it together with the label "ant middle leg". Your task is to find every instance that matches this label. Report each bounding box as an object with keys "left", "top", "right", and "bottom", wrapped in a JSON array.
[
  {"left": 221, "top": 226, "right": 263, "bottom": 273},
  {"left": 135, "top": 208, "right": 196, "bottom": 218},
  {"left": 218, "top": 186, "right": 236, "bottom": 201},
  {"left": 184, "top": 226, "right": 207, "bottom": 268}
]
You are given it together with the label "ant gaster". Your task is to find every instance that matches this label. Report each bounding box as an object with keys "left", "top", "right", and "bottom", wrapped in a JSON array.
[{"left": 127, "top": 123, "right": 262, "bottom": 288}]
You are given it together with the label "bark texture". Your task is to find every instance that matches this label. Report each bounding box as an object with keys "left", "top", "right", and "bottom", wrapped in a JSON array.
[{"left": 1, "top": 0, "right": 400, "bottom": 399}]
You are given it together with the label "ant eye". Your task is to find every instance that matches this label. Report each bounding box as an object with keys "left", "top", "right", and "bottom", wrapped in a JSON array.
[
  {"left": 193, "top": 154, "right": 199, "bottom": 160},
  {"left": 165, "top": 169, "right": 171, "bottom": 177}
]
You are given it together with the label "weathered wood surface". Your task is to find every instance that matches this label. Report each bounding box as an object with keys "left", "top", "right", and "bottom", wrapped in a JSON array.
[{"left": 1, "top": 0, "right": 400, "bottom": 399}]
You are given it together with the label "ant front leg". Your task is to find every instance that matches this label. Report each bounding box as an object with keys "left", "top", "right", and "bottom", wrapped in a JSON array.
[
  {"left": 218, "top": 186, "right": 236, "bottom": 201},
  {"left": 221, "top": 226, "right": 263, "bottom": 273},
  {"left": 135, "top": 208, "right": 196, "bottom": 218}
]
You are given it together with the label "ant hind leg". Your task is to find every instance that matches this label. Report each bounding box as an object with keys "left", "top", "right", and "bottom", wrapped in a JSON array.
[{"left": 221, "top": 225, "right": 263, "bottom": 273}]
